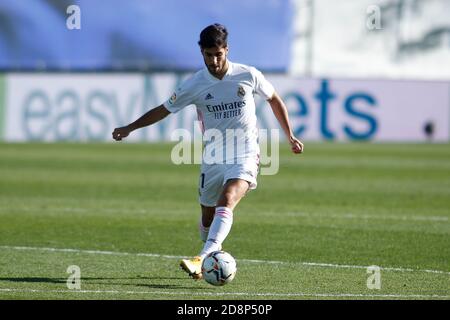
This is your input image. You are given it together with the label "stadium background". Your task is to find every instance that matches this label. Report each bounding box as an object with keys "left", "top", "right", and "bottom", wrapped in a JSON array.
[
  {"left": 0, "top": 0, "right": 448, "bottom": 143},
  {"left": 0, "top": 0, "right": 449, "bottom": 301}
]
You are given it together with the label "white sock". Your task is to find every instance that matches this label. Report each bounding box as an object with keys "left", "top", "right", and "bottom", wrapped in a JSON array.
[
  {"left": 200, "top": 206, "right": 233, "bottom": 258},
  {"left": 198, "top": 218, "right": 210, "bottom": 243}
]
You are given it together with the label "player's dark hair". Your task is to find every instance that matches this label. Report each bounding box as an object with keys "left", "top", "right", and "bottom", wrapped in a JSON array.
[{"left": 198, "top": 24, "right": 228, "bottom": 49}]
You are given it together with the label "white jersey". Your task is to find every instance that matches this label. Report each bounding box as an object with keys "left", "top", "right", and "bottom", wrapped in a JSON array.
[{"left": 163, "top": 61, "right": 275, "bottom": 163}]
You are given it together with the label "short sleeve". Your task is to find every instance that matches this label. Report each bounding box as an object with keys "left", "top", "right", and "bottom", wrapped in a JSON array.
[
  {"left": 252, "top": 67, "right": 275, "bottom": 100},
  {"left": 163, "top": 80, "right": 195, "bottom": 113}
]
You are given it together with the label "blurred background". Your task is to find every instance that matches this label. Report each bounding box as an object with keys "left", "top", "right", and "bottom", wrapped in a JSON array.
[{"left": 0, "top": 0, "right": 449, "bottom": 142}]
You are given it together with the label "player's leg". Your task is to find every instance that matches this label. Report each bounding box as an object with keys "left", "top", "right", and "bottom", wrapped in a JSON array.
[
  {"left": 199, "top": 204, "right": 215, "bottom": 243},
  {"left": 181, "top": 205, "right": 216, "bottom": 280},
  {"left": 199, "top": 178, "right": 250, "bottom": 258},
  {"left": 199, "top": 158, "right": 258, "bottom": 259},
  {"left": 181, "top": 160, "right": 257, "bottom": 279},
  {"left": 197, "top": 165, "right": 223, "bottom": 243},
  {"left": 180, "top": 164, "right": 223, "bottom": 279}
]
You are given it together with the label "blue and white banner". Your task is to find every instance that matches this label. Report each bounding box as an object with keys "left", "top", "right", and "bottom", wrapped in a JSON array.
[{"left": 2, "top": 73, "right": 449, "bottom": 142}]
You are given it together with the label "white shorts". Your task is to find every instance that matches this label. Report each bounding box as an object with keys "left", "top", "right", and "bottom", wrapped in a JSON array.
[{"left": 198, "top": 157, "right": 259, "bottom": 207}]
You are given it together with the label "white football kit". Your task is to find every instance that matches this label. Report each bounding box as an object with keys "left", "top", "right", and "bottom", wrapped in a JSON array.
[{"left": 164, "top": 61, "right": 275, "bottom": 206}]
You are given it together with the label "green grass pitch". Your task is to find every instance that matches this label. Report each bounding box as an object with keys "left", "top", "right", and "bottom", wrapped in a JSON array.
[{"left": 0, "top": 142, "right": 449, "bottom": 300}]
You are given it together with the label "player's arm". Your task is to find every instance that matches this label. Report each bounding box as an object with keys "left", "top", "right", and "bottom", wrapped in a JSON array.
[
  {"left": 267, "top": 92, "right": 304, "bottom": 154},
  {"left": 112, "top": 104, "right": 170, "bottom": 141}
]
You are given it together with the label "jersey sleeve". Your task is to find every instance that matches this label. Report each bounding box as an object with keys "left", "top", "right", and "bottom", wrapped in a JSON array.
[
  {"left": 163, "top": 79, "right": 196, "bottom": 113},
  {"left": 251, "top": 67, "right": 275, "bottom": 100}
]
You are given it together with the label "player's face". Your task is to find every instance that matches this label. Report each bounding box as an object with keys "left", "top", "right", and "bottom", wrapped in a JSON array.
[{"left": 201, "top": 46, "right": 228, "bottom": 78}]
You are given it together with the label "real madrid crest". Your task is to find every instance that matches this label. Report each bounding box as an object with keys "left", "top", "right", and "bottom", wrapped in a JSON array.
[{"left": 237, "top": 86, "right": 245, "bottom": 98}]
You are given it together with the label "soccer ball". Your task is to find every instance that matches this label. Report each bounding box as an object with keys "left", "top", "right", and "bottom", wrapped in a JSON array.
[{"left": 201, "top": 251, "right": 237, "bottom": 286}]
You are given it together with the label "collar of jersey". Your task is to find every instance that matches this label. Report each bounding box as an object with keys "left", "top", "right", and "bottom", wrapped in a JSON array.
[{"left": 204, "top": 60, "right": 233, "bottom": 82}]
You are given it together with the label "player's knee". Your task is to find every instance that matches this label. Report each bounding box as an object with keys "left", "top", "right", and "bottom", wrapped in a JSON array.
[
  {"left": 221, "top": 193, "right": 234, "bottom": 207},
  {"left": 218, "top": 180, "right": 248, "bottom": 208},
  {"left": 219, "top": 191, "right": 240, "bottom": 208}
]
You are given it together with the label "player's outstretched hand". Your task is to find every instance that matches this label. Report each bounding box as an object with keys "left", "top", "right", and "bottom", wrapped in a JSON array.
[
  {"left": 112, "top": 126, "right": 131, "bottom": 141},
  {"left": 289, "top": 136, "right": 304, "bottom": 154}
]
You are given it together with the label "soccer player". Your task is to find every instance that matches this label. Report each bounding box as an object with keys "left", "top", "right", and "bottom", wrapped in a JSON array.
[{"left": 112, "top": 24, "right": 303, "bottom": 280}]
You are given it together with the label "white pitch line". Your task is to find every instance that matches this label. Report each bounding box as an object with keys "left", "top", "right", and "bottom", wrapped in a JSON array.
[
  {"left": 1, "top": 245, "right": 449, "bottom": 276},
  {"left": 0, "top": 288, "right": 448, "bottom": 299},
  {"left": 0, "top": 245, "right": 185, "bottom": 259}
]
